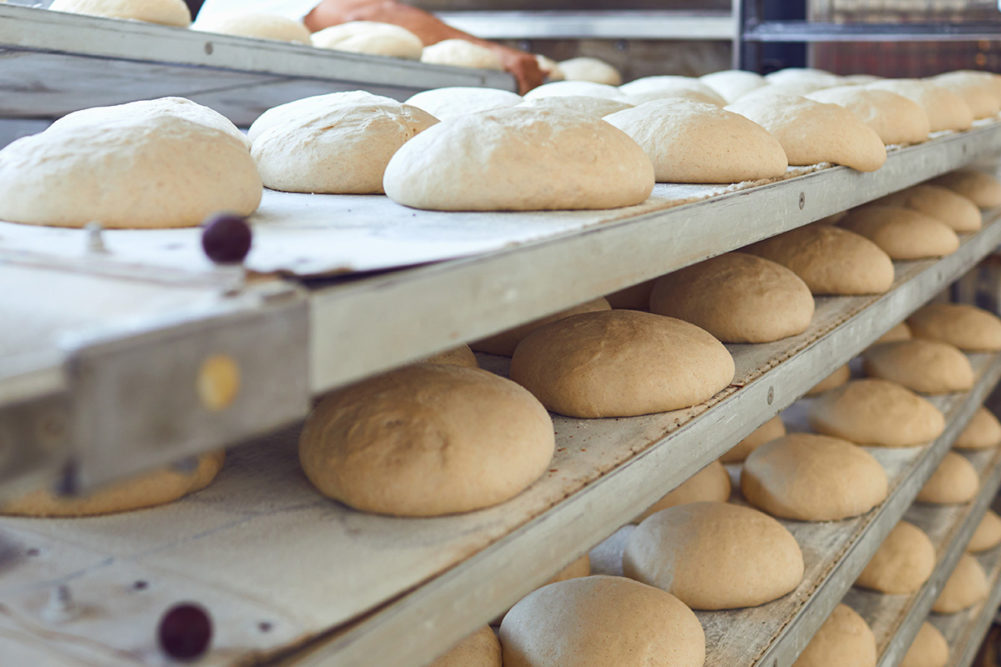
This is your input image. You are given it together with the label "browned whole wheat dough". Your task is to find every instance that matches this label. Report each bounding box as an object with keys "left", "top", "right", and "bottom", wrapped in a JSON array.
[
  {"left": 471, "top": 297, "right": 611, "bottom": 356},
  {"left": 908, "top": 303, "right": 1001, "bottom": 352},
  {"left": 721, "top": 415, "right": 786, "bottom": 463},
  {"left": 792, "top": 604, "right": 876, "bottom": 667},
  {"left": 635, "top": 460, "right": 731, "bottom": 522},
  {"left": 862, "top": 339, "right": 973, "bottom": 394},
  {"left": 855, "top": 521, "right": 935, "bottom": 594}
]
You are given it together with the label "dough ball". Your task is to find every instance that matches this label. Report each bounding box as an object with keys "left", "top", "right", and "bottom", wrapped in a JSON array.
[
  {"left": 471, "top": 297, "right": 611, "bottom": 356},
  {"left": 192, "top": 13, "right": 310, "bottom": 43},
  {"left": 423, "top": 344, "right": 478, "bottom": 368},
  {"left": 726, "top": 93, "right": 886, "bottom": 171},
  {"left": 406, "top": 87, "right": 522, "bottom": 120},
  {"left": 547, "top": 553, "right": 591, "bottom": 585},
  {"left": 809, "top": 379, "right": 945, "bottom": 447},
  {"left": 535, "top": 54, "right": 564, "bottom": 81},
  {"left": 430, "top": 626, "right": 501, "bottom": 667},
  {"left": 955, "top": 407, "right": 1001, "bottom": 450},
  {"left": 509, "top": 310, "right": 735, "bottom": 418},
  {"left": 721, "top": 415, "right": 786, "bottom": 463},
  {"left": 899, "top": 622, "right": 949, "bottom": 667},
  {"left": 311, "top": 21, "right": 423, "bottom": 59},
  {"left": 968, "top": 510, "right": 1001, "bottom": 552},
  {"left": 878, "top": 184, "right": 982, "bottom": 233},
  {"left": 932, "top": 553, "right": 988, "bottom": 613},
  {"left": 931, "top": 71, "right": 1001, "bottom": 119},
  {"left": 805, "top": 364, "right": 851, "bottom": 397},
  {"left": 636, "top": 461, "right": 731, "bottom": 523},
  {"left": 422, "top": 39, "right": 503, "bottom": 70},
  {"left": 699, "top": 69, "right": 767, "bottom": 103},
  {"left": 623, "top": 502, "right": 804, "bottom": 610},
  {"left": 764, "top": 67, "right": 843, "bottom": 89},
  {"left": 792, "top": 604, "right": 876, "bottom": 667},
  {"left": 745, "top": 225, "right": 894, "bottom": 296},
  {"left": 2, "top": 451, "right": 224, "bottom": 517},
  {"left": 384, "top": 106, "right": 654, "bottom": 211},
  {"left": 908, "top": 303, "right": 1001, "bottom": 351},
  {"left": 917, "top": 451, "right": 979, "bottom": 504},
  {"left": 806, "top": 86, "right": 930, "bottom": 145},
  {"left": 855, "top": 521, "right": 935, "bottom": 594},
  {"left": 49, "top": 0, "right": 190, "bottom": 26},
  {"left": 741, "top": 433, "right": 888, "bottom": 521},
  {"left": 523, "top": 80, "right": 628, "bottom": 102},
  {"left": 648, "top": 252, "right": 812, "bottom": 343},
  {"left": 558, "top": 57, "right": 622, "bottom": 86},
  {"left": 866, "top": 80, "right": 973, "bottom": 132},
  {"left": 249, "top": 91, "right": 436, "bottom": 194},
  {"left": 876, "top": 322, "right": 912, "bottom": 344},
  {"left": 840, "top": 206, "right": 959, "bottom": 260},
  {"left": 298, "top": 364, "right": 554, "bottom": 516},
  {"left": 519, "top": 95, "right": 633, "bottom": 118},
  {"left": 0, "top": 99, "right": 260, "bottom": 228},
  {"left": 931, "top": 168, "right": 1001, "bottom": 208},
  {"left": 500, "top": 576, "right": 704, "bottom": 666},
  {"left": 862, "top": 339, "right": 973, "bottom": 394},
  {"left": 604, "top": 279, "right": 654, "bottom": 310},
  {"left": 619, "top": 76, "right": 726, "bottom": 106}
]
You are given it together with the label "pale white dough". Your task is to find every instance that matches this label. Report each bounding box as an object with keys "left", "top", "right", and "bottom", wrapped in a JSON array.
[
  {"left": 422, "top": 39, "right": 503, "bottom": 70},
  {"left": 406, "top": 87, "right": 522, "bottom": 120},
  {"left": 699, "top": 69, "right": 767, "bottom": 103},
  {"left": 192, "top": 13, "right": 310, "bottom": 43},
  {"left": 49, "top": 0, "right": 190, "bottom": 26},
  {"left": 619, "top": 76, "right": 726, "bottom": 106},
  {"left": 311, "top": 21, "right": 423, "bottom": 59},
  {"left": 558, "top": 57, "right": 622, "bottom": 86},
  {"left": 523, "top": 80, "right": 629, "bottom": 102}
]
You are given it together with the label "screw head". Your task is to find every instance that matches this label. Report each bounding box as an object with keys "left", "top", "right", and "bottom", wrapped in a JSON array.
[
  {"left": 201, "top": 213, "right": 252, "bottom": 265},
  {"left": 158, "top": 602, "right": 212, "bottom": 661}
]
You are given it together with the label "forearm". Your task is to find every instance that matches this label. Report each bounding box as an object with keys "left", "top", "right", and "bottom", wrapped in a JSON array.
[{"left": 305, "top": 0, "right": 485, "bottom": 47}]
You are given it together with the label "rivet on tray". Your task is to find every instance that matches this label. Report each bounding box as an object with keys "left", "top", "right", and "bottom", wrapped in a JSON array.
[
  {"left": 767, "top": 386, "right": 775, "bottom": 406},
  {"left": 798, "top": 192, "right": 806, "bottom": 210}
]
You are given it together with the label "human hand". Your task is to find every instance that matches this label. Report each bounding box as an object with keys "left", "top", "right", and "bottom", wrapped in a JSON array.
[{"left": 493, "top": 46, "right": 546, "bottom": 95}]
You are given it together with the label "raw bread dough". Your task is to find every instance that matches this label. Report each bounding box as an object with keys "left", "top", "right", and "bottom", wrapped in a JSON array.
[
  {"left": 805, "top": 364, "right": 851, "bottom": 397},
  {"left": 648, "top": 252, "right": 812, "bottom": 343},
  {"left": 809, "top": 379, "right": 945, "bottom": 447},
  {"left": 841, "top": 205, "right": 959, "bottom": 259},
  {"left": 383, "top": 106, "right": 654, "bottom": 211},
  {"left": 604, "top": 101, "right": 788, "bottom": 184},
  {"left": 523, "top": 81, "right": 628, "bottom": 102},
  {"left": 932, "top": 553, "right": 988, "bottom": 613},
  {"left": 406, "top": 87, "right": 522, "bottom": 120},
  {"left": 311, "top": 21, "right": 423, "bottom": 59},
  {"left": 636, "top": 461, "right": 731, "bottom": 522},
  {"left": 558, "top": 57, "right": 622, "bottom": 86},
  {"left": 49, "top": 0, "right": 190, "bottom": 26},
  {"left": 862, "top": 339, "right": 974, "bottom": 394},
  {"left": 423, "top": 344, "right": 478, "bottom": 368},
  {"left": 764, "top": 67, "right": 843, "bottom": 89},
  {"left": 745, "top": 225, "right": 894, "bottom": 296},
  {"left": 954, "top": 407, "right": 1001, "bottom": 450},
  {"left": 298, "top": 364, "right": 554, "bottom": 516},
  {"left": 518, "top": 95, "right": 633, "bottom": 118},
  {"left": 866, "top": 80, "right": 973, "bottom": 132},
  {"left": 806, "top": 86, "right": 930, "bottom": 145},
  {"left": 546, "top": 554, "right": 591, "bottom": 585},
  {"left": 604, "top": 279, "right": 654, "bottom": 310},
  {"left": 856, "top": 521, "right": 935, "bottom": 594},
  {"left": 249, "top": 91, "right": 437, "bottom": 194},
  {"left": 721, "top": 415, "right": 786, "bottom": 463},
  {"left": 878, "top": 184, "right": 982, "bottom": 233},
  {"left": 509, "top": 310, "right": 735, "bottom": 418},
  {"left": 471, "top": 297, "right": 611, "bottom": 356},
  {"left": 192, "top": 13, "right": 310, "bottom": 43},
  {"left": 792, "top": 604, "right": 876, "bottom": 667},
  {"left": 917, "top": 451, "right": 979, "bottom": 504},
  {"left": 725, "top": 93, "right": 886, "bottom": 171},
  {"left": 2, "top": 451, "right": 224, "bottom": 517},
  {"left": 0, "top": 98, "right": 261, "bottom": 228},
  {"left": 430, "top": 626, "right": 501, "bottom": 667},
  {"left": 422, "top": 39, "right": 504, "bottom": 70},
  {"left": 741, "top": 433, "right": 888, "bottom": 521},
  {"left": 908, "top": 303, "right": 1001, "bottom": 351},
  {"left": 618, "top": 76, "right": 726, "bottom": 106},
  {"left": 931, "top": 71, "right": 1001, "bottom": 119},
  {"left": 899, "top": 622, "right": 949, "bottom": 667},
  {"left": 931, "top": 169, "right": 1001, "bottom": 208},
  {"left": 876, "top": 322, "right": 912, "bottom": 344},
  {"left": 623, "top": 502, "right": 804, "bottom": 610},
  {"left": 699, "top": 69, "right": 767, "bottom": 103},
  {"left": 535, "top": 54, "right": 564, "bottom": 81},
  {"left": 968, "top": 510, "right": 1001, "bottom": 552}
]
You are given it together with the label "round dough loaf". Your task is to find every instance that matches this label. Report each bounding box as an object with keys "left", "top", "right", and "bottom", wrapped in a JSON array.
[
  {"left": 249, "top": 91, "right": 436, "bottom": 194},
  {"left": 192, "top": 13, "right": 310, "bottom": 43},
  {"left": 725, "top": 93, "right": 886, "bottom": 171},
  {"left": 604, "top": 279, "right": 654, "bottom": 310},
  {"left": 917, "top": 451, "right": 979, "bottom": 504},
  {"left": 383, "top": 106, "right": 654, "bottom": 211},
  {"left": 699, "top": 69, "right": 767, "bottom": 103},
  {"left": 471, "top": 297, "right": 611, "bottom": 356},
  {"left": 509, "top": 310, "right": 735, "bottom": 418},
  {"left": 806, "top": 86, "right": 930, "bottom": 145},
  {"left": 0, "top": 99, "right": 261, "bottom": 228},
  {"left": 519, "top": 95, "right": 633, "bottom": 118},
  {"left": 623, "top": 502, "right": 804, "bottom": 610},
  {"left": 805, "top": 364, "right": 851, "bottom": 397},
  {"left": 298, "top": 364, "right": 554, "bottom": 516},
  {"left": 49, "top": 0, "right": 190, "bottom": 25},
  {"left": 745, "top": 225, "right": 894, "bottom": 296},
  {"left": 499, "top": 575, "right": 705, "bottom": 667},
  {"left": 792, "top": 604, "right": 876, "bottom": 667},
  {"left": 422, "top": 39, "right": 503, "bottom": 70},
  {"left": 808, "top": 379, "right": 945, "bottom": 447},
  {"left": 931, "top": 71, "right": 1001, "bottom": 119},
  {"left": 899, "top": 622, "right": 949, "bottom": 667},
  {"left": 618, "top": 76, "right": 726, "bottom": 106},
  {"left": 406, "top": 87, "right": 522, "bottom": 120},
  {"left": 547, "top": 553, "right": 591, "bottom": 585},
  {"left": 839, "top": 206, "right": 959, "bottom": 259},
  {"left": 636, "top": 461, "right": 731, "bottom": 522},
  {"left": 954, "top": 407, "right": 1001, "bottom": 450},
  {"left": 855, "top": 521, "right": 935, "bottom": 594},
  {"left": 968, "top": 510, "right": 1001, "bottom": 552},
  {"left": 932, "top": 553, "right": 988, "bottom": 613},
  {"left": 908, "top": 303, "right": 1001, "bottom": 351},
  {"left": 311, "top": 21, "right": 423, "bottom": 59},
  {"left": 2, "top": 451, "right": 224, "bottom": 517},
  {"left": 721, "top": 415, "right": 786, "bottom": 463},
  {"left": 430, "top": 626, "right": 501, "bottom": 667},
  {"left": 558, "top": 57, "right": 622, "bottom": 86},
  {"left": 878, "top": 184, "right": 982, "bottom": 233},
  {"left": 604, "top": 101, "right": 787, "bottom": 184},
  {"left": 866, "top": 80, "right": 973, "bottom": 132},
  {"left": 423, "top": 344, "right": 478, "bottom": 368},
  {"left": 931, "top": 169, "right": 1001, "bottom": 208},
  {"left": 523, "top": 81, "right": 628, "bottom": 102},
  {"left": 862, "top": 339, "right": 973, "bottom": 394},
  {"left": 876, "top": 321, "right": 912, "bottom": 344},
  {"left": 741, "top": 433, "right": 888, "bottom": 521},
  {"left": 765, "top": 67, "right": 843, "bottom": 89},
  {"left": 535, "top": 54, "right": 564, "bottom": 81},
  {"left": 648, "top": 253, "right": 812, "bottom": 342}
]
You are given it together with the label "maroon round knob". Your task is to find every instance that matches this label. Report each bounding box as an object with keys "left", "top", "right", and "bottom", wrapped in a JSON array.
[
  {"left": 201, "top": 213, "right": 252, "bottom": 264},
  {"left": 158, "top": 602, "right": 212, "bottom": 661}
]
